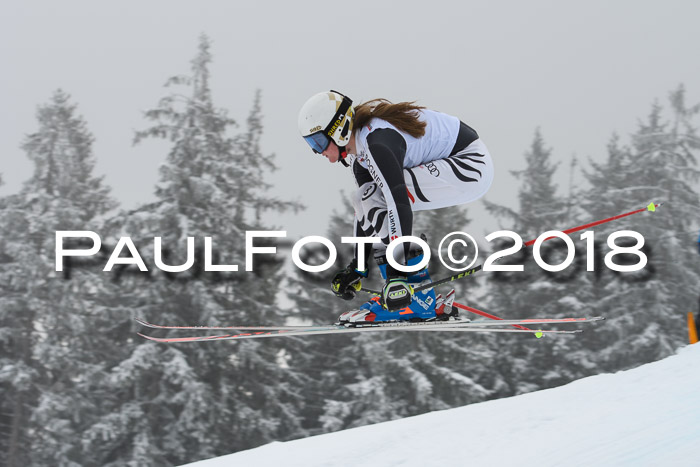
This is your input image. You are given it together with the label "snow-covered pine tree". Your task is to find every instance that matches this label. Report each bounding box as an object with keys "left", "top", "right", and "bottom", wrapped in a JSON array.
[
  {"left": 0, "top": 175, "right": 38, "bottom": 467},
  {"left": 81, "top": 35, "right": 305, "bottom": 465},
  {"left": 406, "top": 206, "right": 499, "bottom": 407},
  {"left": 575, "top": 85, "right": 700, "bottom": 371},
  {"left": 0, "top": 89, "right": 118, "bottom": 466},
  {"left": 283, "top": 198, "right": 364, "bottom": 434},
  {"left": 483, "top": 129, "right": 580, "bottom": 395}
]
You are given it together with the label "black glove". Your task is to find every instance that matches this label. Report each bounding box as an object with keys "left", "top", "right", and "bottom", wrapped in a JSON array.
[
  {"left": 331, "top": 259, "right": 368, "bottom": 300},
  {"left": 382, "top": 277, "right": 413, "bottom": 310}
]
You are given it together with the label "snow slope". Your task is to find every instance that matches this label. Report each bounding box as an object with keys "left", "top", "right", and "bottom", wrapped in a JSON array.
[{"left": 185, "top": 344, "right": 700, "bottom": 467}]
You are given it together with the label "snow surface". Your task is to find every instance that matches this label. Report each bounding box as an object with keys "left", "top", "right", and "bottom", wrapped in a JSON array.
[{"left": 184, "top": 344, "right": 700, "bottom": 467}]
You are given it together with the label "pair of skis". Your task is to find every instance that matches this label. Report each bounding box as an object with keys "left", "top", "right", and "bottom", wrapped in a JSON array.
[{"left": 135, "top": 311, "right": 605, "bottom": 343}]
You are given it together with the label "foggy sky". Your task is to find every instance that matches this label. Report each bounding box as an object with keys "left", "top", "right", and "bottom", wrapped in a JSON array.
[{"left": 2, "top": 0, "right": 698, "bottom": 239}]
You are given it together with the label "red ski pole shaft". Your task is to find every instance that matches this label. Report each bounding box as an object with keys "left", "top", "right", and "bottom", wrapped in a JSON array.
[
  {"left": 525, "top": 203, "right": 661, "bottom": 247},
  {"left": 453, "top": 302, "right": 533, "bottom": 331},
  {"left": 361, "top": 202, "right": 661, "bottom": 295}
]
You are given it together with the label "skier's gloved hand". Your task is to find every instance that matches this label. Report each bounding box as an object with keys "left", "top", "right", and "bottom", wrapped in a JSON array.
[
  {"left": 382, "top": 277, "right": 413, "bottom": 310},
  {"left": 331, "top": 259, "right": 368, "bottom": 300}
]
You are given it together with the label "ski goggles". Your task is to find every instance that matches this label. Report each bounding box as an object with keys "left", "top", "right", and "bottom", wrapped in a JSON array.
[{"left": 303, "top": 131, "right": 331, "bottom": 154}]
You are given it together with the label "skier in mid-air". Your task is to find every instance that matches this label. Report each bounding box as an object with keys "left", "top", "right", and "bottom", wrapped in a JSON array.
[{"left": 298, "top": 90, "right": 494, "bottom": 324}]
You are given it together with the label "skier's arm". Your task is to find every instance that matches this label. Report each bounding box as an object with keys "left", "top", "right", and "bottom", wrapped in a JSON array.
[{"left": 365, "top": 128, "right": 413, "bottom": 263}]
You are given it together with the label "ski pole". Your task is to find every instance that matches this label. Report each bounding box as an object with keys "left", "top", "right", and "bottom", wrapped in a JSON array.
[
  {"left": 452, "top": 301, "right": 533, "bottom": 331},
  {"left": 361, "top": 202, "right": 661, "bottom": 295}
]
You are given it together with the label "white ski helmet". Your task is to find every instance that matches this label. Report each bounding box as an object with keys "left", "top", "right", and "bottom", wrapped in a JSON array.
[{"left": 298, "top": 90, "right": 354, "bottom": 154}]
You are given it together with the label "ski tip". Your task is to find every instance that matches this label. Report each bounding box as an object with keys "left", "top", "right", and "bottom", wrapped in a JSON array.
[
  {"left": 647, "top": 202, "right": 660, "bottom": 212},
  {"left": 134, "top": 317, "right": 155, "bottom": 328},
  {"left": 137, "top": 332, "right": 158, "bottom": 341},
  {"left": 137, "top": 332, "right": 181, "bottom": 343}
]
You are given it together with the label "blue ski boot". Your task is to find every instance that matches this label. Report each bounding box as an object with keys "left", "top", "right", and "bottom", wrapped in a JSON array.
[{"left": 339, "top": 253, "right": 437, "bottom": 324}]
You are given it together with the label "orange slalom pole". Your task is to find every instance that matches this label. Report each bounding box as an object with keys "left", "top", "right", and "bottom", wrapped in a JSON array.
[{"left": 688, "top": 312, "right": 699, "bottom": 345}]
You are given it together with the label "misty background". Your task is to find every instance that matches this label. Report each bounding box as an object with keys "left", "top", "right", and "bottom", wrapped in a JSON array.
[{"left": 2, "top": 0, "right": 698, "bottom": 238}]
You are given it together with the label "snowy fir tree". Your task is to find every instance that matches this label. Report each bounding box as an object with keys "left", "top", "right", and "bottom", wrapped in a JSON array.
[
  {"left": 284, "top": 199, "right": 366, "bottom": 434},
  {"left": 78, "top": 35, "right": 304, "bottom": 465},
  {"left": 483, "top": 129, "right": 585, "bottom": 395},
  {"left": 0, "top": 175, "right": 38, "bottom": 467},
  {"left": 0, "top": 89, "right": 117, "bottom": 466},
  {"left": 479, "top": 87, "right": 700, "bottom": 398},
  {"left": 572, "top": 85, "right": 700, "bottom": 372}
]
